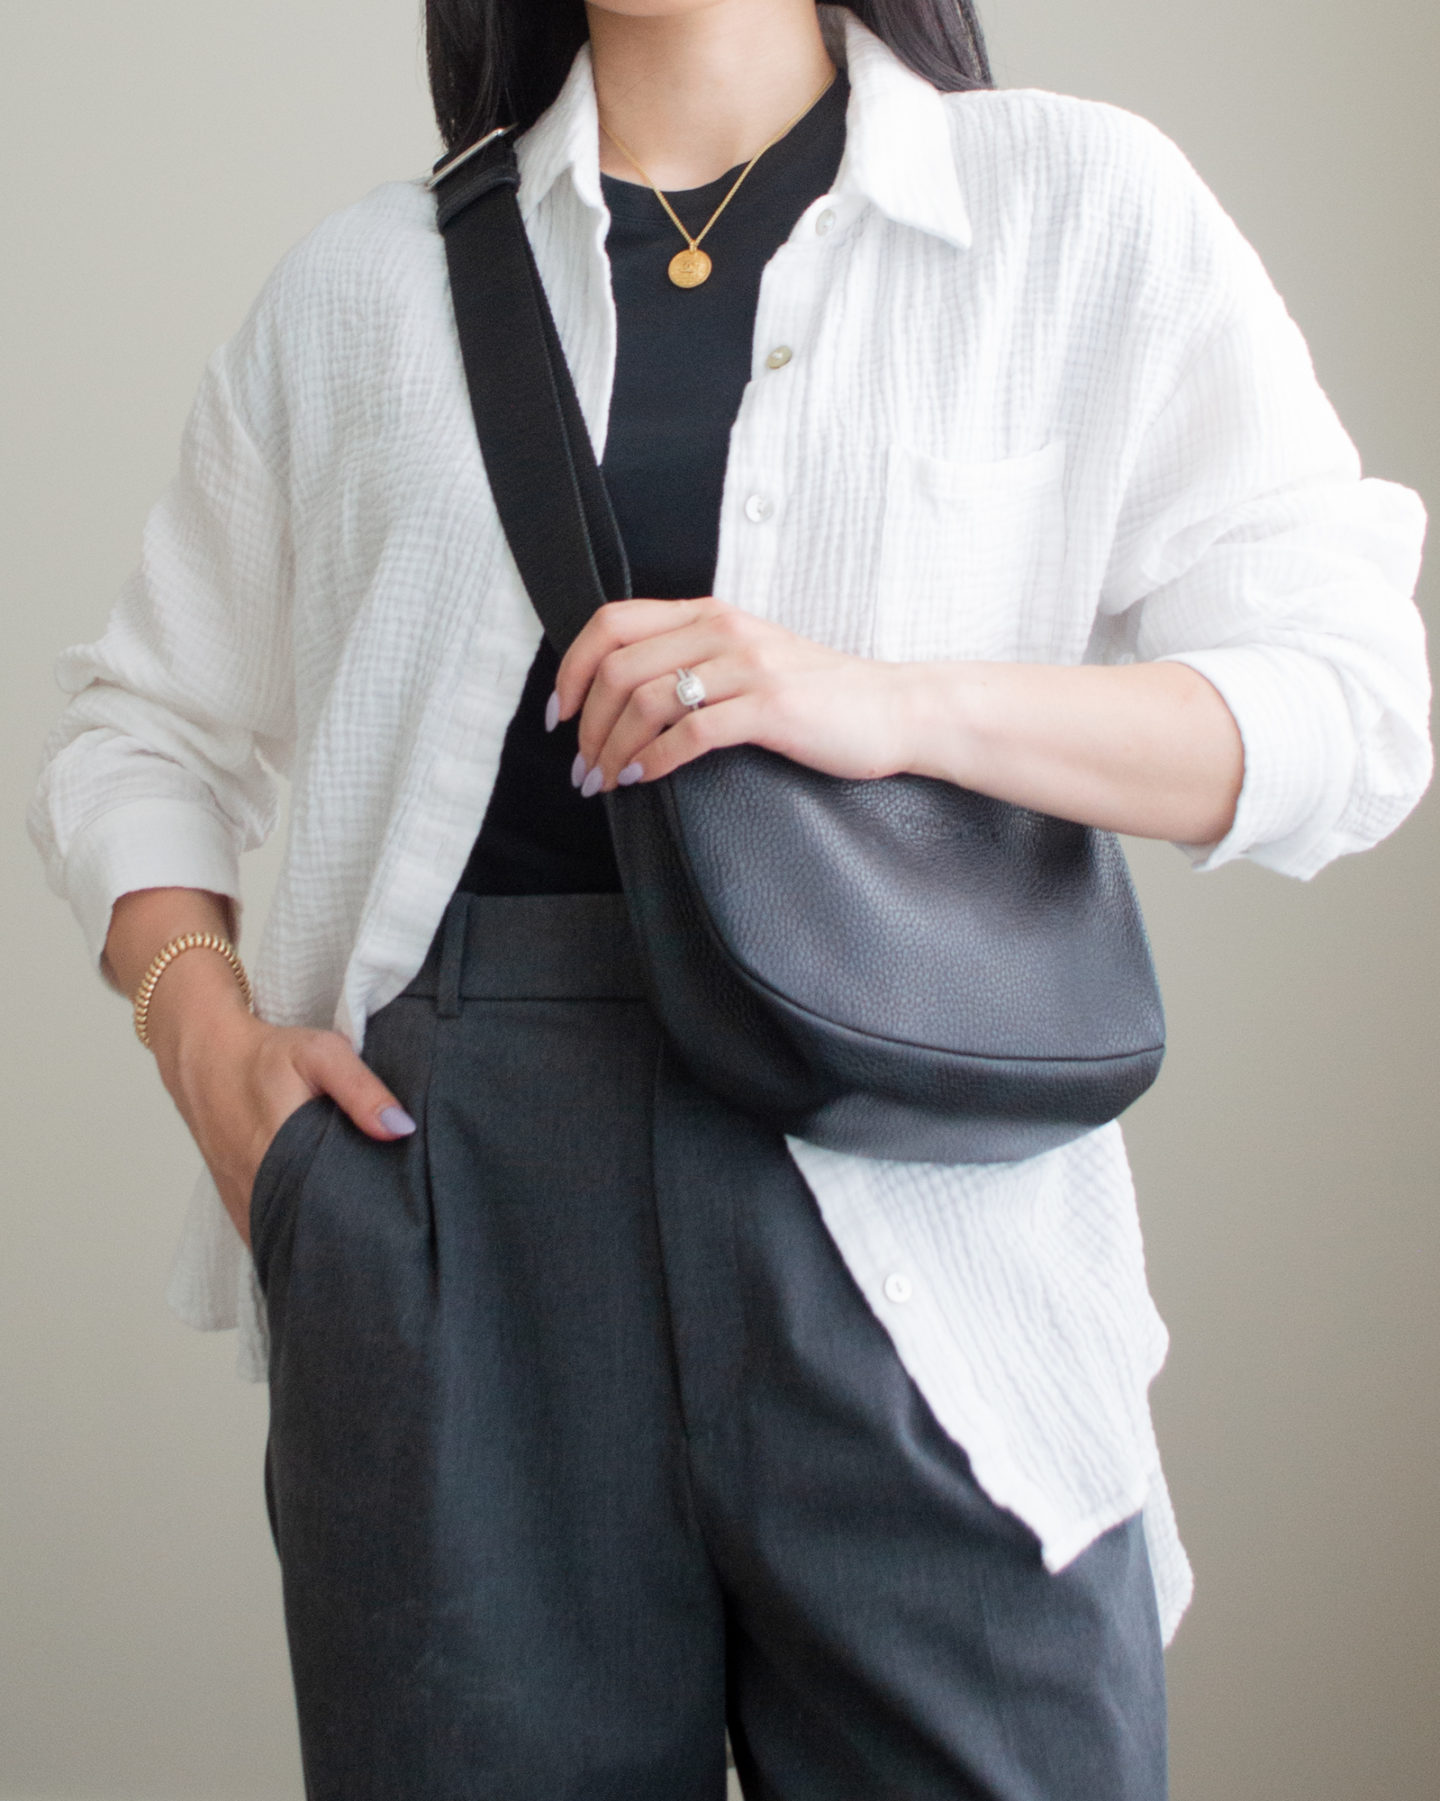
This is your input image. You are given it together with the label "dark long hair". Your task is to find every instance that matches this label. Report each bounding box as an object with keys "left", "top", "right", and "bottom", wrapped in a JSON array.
[{"left": 426, "top": 1, "right": 992, "bottom": 156}]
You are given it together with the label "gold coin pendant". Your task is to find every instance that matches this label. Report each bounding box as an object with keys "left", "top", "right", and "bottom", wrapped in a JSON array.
[{"left": 668, "top": 247, "right": 713, "bottom": 289}]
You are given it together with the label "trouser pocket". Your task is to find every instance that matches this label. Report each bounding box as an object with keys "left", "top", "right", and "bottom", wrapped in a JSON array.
[{"left": 249, "top": 1095, "right": 337, "bottom": 1295}]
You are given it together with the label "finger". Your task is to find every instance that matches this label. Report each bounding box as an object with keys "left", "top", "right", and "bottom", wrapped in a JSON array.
[
  {"left": 553, "top": 597, "right": 721, "bottom": 723},
  {"left": 611, "top": 693, "right": 763, "bottom": 787},
  {"left": 576, "top": 622, "right": 755, "bottom": 767},
  {"left": 584, "top": 655, "right": 749, "bottom": 786},
  {"left": 296, "top": 1033, "right": 417, "bottom": 1140}
]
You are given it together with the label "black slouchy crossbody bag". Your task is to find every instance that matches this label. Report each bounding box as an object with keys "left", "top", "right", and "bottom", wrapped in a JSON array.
[{"left": 433, "top": 132, "right": 1165, "bottom": 1164}]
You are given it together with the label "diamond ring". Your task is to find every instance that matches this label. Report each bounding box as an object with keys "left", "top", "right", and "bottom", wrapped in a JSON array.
[{"left": 674, "top": 667, "right": 708, "bottom": 710}]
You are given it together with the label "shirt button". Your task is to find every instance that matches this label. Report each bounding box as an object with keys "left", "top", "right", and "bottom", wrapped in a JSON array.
[
  {"left": 815, "top": 208, "right": 836, "bottom": 236},
  {"left": 883, "top": 1272, "right": 913, "bottom": 1306},
  {"left": 764, "top": 345, "right": 793, "bottom": 370},
  {"left": 744, "top": 493, "right": 775, "bottom": 523}
]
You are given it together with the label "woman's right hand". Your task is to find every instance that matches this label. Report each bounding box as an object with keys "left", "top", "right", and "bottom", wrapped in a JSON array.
[
  {"left": 106, "top": 887, "right": 414, "bottom": 1249},
  {"left": 153, "top": 1002, "right": 415, "bottom": 1249}
]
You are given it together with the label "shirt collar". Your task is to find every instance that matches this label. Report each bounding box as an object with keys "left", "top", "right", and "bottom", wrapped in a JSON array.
[{"left": 515, "top": 4, "right": 972, "bottom": 252}]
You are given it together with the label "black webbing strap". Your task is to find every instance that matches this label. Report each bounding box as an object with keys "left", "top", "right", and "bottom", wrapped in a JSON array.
[{"left": 434, "top": 134, "right": 631, "bottom": 654}]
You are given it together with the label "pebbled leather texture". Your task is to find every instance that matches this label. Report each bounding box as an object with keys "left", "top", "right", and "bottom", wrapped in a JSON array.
[
  {"left": 438, "top": 139, "right": 1166, "bottom": 1165},
  {"left": 606, "top": 755, "right": 1164, "bottom": 1164}
]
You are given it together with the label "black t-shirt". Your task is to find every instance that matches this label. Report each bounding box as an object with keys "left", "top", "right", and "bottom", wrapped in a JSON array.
[{"left": 457, "top": 72, "right": 849, "bottom": 896}]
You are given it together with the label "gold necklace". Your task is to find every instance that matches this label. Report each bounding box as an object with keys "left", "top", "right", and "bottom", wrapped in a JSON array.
[{"left": 599, "top": 67, "right": 838, "bottom": 289}]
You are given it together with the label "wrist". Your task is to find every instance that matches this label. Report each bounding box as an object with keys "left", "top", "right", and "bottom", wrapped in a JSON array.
[
  {"left": 144, "top": 952, "right": 256, "bottom": 1082},
  {"left": 898, "top": 661, "right": 988, "bottom": 785}
]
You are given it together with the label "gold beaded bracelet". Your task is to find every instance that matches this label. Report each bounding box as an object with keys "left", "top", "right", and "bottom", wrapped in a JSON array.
[{"left": 132, "top": 931, "right": 254, "bottom": 1049}]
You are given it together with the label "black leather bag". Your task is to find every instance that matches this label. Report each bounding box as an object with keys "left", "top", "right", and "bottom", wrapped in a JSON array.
[{"left": 434, "top": 133, "right": 1165, "bottom": 1163}]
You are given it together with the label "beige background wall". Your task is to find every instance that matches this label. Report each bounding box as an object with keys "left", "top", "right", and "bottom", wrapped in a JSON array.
[{"left": 1, "top": 2, "right": 1435, "bottom": 1797}]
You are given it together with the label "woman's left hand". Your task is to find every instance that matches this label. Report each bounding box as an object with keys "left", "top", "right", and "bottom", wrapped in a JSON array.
[{"left": 551, "top": 596, "right": 916, "bottom": 793}]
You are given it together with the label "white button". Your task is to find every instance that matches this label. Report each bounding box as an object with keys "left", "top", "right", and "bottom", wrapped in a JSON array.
[
  {"left": 883, "top": 1272, "right": 913, "bottom": 1306},
  {"left": 764, "top": 345, "right": 793, "bottom": 370},
  {"left": 815, "top": 208, "right": 836, "bottom": 236},
  {"left": 744, "top": 493, "right": 775, "bottom": 523}
]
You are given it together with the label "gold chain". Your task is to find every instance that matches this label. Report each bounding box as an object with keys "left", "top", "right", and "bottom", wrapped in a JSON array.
[{"left": 599, "top": 65, "right": 837, "bottom": 288}]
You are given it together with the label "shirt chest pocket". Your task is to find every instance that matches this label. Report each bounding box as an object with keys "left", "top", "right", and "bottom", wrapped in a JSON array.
[{"left": 870, "top": 440, "right": 1068, "bottom": 663}]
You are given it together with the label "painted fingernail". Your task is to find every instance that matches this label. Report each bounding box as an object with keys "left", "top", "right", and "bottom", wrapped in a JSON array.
[
  {"left": 570, "top": 752, "right": 588, "bottom": 788},
  {"left": 378, "top": 1104, "right": 417, "bottom": 1137},
  {"left": 617, "top": 762, "right": 644, "bottom": 786},
  {"left": 581, "top": 766, "right": 605, "bottom": 799},
  {"left": 544, "top": 689, "right": 560, "bottom": 732}
]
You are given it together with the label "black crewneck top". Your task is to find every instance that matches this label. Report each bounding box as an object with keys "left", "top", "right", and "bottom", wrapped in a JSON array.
[{"left": 458, "top": 71, "right": 849, "bottom": 896}]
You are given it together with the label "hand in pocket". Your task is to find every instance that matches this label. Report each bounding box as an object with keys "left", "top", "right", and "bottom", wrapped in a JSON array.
[{"left": 154, "top": 1013, "right": 417, "bottom": 1248}]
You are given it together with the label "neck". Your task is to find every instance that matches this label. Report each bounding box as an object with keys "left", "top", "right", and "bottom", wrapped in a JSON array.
[{"left": 586, "top": 0, "right": 835, "bottom": 190}]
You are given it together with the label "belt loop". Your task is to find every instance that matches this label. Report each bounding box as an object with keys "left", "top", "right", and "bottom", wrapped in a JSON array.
[{"left": 436, "top": 892, "right": 469, "bottom": 1019}]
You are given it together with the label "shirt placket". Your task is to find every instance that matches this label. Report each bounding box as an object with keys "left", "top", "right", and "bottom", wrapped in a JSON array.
[{"left": 712, "top": 195, "right": 853, "bottom": 621}]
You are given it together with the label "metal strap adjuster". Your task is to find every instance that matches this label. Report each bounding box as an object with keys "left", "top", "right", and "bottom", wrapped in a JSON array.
[{"left": 424, "top": 124, "right": 516, "bottom": 192}]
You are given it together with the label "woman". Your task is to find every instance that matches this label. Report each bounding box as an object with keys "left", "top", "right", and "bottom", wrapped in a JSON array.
[{"left": 28, "top": 0, "right": 1430, "bottom": 1796}]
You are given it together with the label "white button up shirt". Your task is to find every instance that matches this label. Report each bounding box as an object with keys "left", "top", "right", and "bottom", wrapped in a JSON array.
[{"left": 29, "top": 7, "right": 1431, "bottom": 1643}]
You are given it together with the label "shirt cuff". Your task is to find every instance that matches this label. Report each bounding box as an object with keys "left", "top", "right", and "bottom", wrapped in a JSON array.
[
  {"left": 1158, "top": 645, "right": 1356, "bottom": 878},
  {"left": 62, "top": 798, "right": 244, "bottom": 972}
]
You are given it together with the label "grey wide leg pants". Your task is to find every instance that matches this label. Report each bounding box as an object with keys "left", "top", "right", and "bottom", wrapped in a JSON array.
[{"left": 253, "top": 890, "right": 1167, "bottom": 1801}]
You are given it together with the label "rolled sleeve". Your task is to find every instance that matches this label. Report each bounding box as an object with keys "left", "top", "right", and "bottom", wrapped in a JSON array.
[
  {"left": 1161, "top": 645, "right": 1356, "bottom": 875},
  {"left": 1100, "top": 215, "right": 1431, "bottom": 879},
  {"left": 27, "top": 339, "right": 295, "bottom": 972},
  {"left": 61, "top": 798, "right": 245, "bottom": 970}
]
